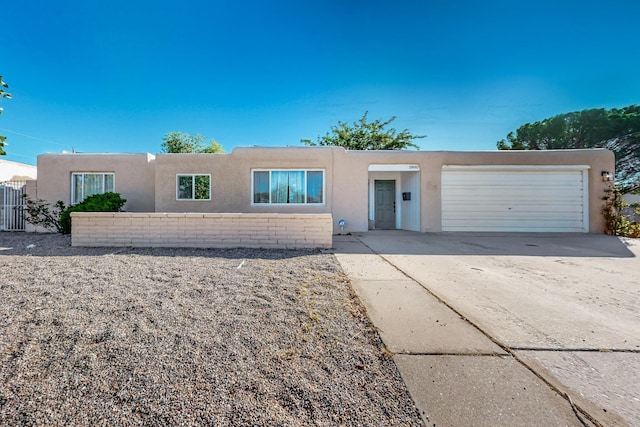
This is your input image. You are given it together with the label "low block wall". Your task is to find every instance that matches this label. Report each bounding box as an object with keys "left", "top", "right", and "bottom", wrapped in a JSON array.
[{"left": 71, "top": 212, "right": 333, "bottom": 249}]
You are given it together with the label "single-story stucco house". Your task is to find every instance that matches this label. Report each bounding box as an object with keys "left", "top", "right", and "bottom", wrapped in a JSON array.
[{"left": 25, "top": 147, "right": 614, "bottom": 247}]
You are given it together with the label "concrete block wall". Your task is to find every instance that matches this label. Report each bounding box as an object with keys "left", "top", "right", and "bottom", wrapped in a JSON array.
[{"left": 71, "top": 212, "right": 333, "bottom": 249}]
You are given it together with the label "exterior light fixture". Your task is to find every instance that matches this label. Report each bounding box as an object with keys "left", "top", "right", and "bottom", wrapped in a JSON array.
[{"left": 601, "top": 171, "right": 614, "bottom": 182}]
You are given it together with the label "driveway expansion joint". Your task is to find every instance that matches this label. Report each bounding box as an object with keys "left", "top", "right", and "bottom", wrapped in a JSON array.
[
  {"left": 352, "top": 234, "right": 606, "bottom": 427},
  {"left": 394, "top": 352, "right": 512, "bottom": 357},
  {"left": 511, "top": 347, "right": 640, "bottom": 353}
]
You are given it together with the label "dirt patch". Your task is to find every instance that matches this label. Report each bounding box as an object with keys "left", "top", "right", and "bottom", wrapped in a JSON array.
[{"left": 0, "top": 232, "right": 423, "bottom": 426}]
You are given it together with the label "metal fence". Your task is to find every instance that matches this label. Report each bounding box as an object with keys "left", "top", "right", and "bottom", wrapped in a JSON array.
[{"left": 1, "top": 180, "right": 27, "bottom": 231}]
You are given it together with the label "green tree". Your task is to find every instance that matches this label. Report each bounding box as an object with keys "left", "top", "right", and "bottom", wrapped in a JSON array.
[
  {"left": 301, "top": 112, "right": 425, "bottom": 150},
  {"left": 0, "top": 75, "right": 12, "bottom": 155},
  {"left": 194, "top": 175, "right": 210, "bottom": 200},
  {"left": 497, "top": 106, "right": 640, "bottom": 188},
  {"left": 161, "top": 131, "right": 225, "bottom": 153}
]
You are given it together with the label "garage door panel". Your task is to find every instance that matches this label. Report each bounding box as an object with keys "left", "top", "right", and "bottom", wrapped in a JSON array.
[
  {"left": 443, "top": 196, "right": 584, "bottom": 204},
  {"left": 441, "top": 223, "right": 586, "bottom": 233},
  {"left": 443, "top": 189, "right": 583, "bottom": 201},
  {"left": 443, "top": 211, "right": 583, "bottom": 221},
  {"left": 443, "top": 170, "right": 582, "bottom": 182},
  {"left": 443, "top": 197, "right": 584, "bottom": 206},
  {"left": 444, "top": 184, "right": 583, "bottom": 193},
  {"left": 442, "top": 201, "right": 582, "bottom": 212},
  {"left": 443, "top": 176, "right": 582, "bottom": 184},
  {"left": 441, "top": 168, "right": 588, "bottom": 232},
  {"left": 444, "top": 218, "right": 585, "bottom": 226},
  {"left": 442, "top": 205, "right": 584, "bottom": 215}
]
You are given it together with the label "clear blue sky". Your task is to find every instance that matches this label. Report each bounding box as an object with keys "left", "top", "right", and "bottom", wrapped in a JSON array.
[{"left": 2, "top": 0, "right": 639, "bottom": 165}]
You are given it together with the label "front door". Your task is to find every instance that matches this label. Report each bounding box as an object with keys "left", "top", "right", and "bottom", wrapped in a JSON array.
[{"left": 374, "top": 180, "right": 396, "bottom": 229}]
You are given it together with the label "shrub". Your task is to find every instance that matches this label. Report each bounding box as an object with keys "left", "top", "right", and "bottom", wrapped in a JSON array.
[
  {"left": 59, "top": 192, "right": 126, "bottom": 234},
  {"left": 603, "top": 186, "right": 640, "bottom": 238},
  {"left": 22, "top": 196, "right": 67, "bottom": 233}
]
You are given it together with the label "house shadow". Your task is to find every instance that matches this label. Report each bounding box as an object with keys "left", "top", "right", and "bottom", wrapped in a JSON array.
[
  {"left": 2, "top": 230, "right": 636, "bottom": 259},
  {"left": 333, "top": 230, "right": 638, "bottom": 258}
]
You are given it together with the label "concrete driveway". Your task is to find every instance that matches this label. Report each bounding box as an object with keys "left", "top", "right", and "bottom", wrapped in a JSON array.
[{"left": 335, "top": 231, "right": 640, "bottom": 426}]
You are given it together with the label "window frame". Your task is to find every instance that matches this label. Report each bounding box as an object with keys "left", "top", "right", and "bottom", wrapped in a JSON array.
[
  {"left": 251, "top": 169, "right": 325, "bottom": 206},
  {"left": 176, "top": 173, "right": 211, "bottom": 201},
  {"left": 71, "top": 172, "right": 115, "bottom": 205}
]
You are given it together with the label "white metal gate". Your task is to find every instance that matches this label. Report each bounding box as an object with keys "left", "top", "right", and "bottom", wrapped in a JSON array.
[{"left": 1, "top": 180, "right": 27, "bottom": 231}]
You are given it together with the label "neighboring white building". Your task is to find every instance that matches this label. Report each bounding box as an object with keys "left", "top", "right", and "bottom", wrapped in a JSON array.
[{"left": 0, "top": 158, "right": 37, "bottom": 181}]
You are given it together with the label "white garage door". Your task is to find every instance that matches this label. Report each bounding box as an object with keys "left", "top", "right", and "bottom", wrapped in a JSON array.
[{"left": 442, "top": 166, "right": 589, "bottom": 232}]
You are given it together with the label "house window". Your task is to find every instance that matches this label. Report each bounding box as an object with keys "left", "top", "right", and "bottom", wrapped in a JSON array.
[
  {"left": 177, "top": 174, "right": 211, "bottom": 200},
  {"left": 71, "top": 172, "right": 115, "bottom": 204},
  {"left": 252, "top": 169, "right": 324, "bottom": 204}
]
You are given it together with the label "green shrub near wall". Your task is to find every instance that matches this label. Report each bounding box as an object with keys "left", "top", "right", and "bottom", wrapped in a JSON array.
[
  {"left": 59, "top": 192, "right": 126, "bottom": 234},
  {"left": 603, "top": 187, "right": 640, "bottom": 238}
]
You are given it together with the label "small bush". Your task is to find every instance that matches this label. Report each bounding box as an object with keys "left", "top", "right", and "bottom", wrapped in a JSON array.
[
  {"left": 22, "top": 196, "right": 67, "bottom": 233},
  {"left": 603, "top": 186, "right": 640, "bottom": 238},
  {"left": 59, "top": 192, "right": 126, "bottom": 234}
]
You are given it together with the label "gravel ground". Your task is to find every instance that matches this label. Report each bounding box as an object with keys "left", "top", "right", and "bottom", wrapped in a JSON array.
[{"left": 0, "top": 232, "right": 423, "bottom": 426}]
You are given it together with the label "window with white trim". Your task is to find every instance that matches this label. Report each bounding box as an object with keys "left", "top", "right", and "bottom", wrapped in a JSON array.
[
  {"left": 252, "top": 169, "right": 324, "bottom": 204},
  {"left": 71, "top": 172, "right": 115, "bottom": 204},
  {"left": 176, "top": 174, "right": 211, "bottom": 200}
]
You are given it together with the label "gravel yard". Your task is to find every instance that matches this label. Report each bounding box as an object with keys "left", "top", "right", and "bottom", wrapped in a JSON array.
[{"left": 0, "top": 232, "right": 422, "bottom": 426}]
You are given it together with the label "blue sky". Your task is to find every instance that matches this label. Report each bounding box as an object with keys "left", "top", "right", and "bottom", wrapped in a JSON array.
[{"left": 2, "top": 0, "right": 639, "bottom": 165}]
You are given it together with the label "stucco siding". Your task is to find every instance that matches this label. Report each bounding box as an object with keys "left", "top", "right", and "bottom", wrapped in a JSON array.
[
  {"left": 33, "top": 153, "right": 156, "bottom": 212},
  {"left": 330, "top": 149, "right": 369, "bottom": 232},
  {"left": 154, "top": 148, "right": 336, "bottom": 215}
]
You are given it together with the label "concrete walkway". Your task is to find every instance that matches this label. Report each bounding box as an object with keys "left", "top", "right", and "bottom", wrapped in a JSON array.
[{"left": 332, "top": 233, "right": 613, "bottom": 427}]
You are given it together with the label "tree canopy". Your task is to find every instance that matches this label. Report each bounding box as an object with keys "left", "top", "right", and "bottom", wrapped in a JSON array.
[
  {"left": 161, "top": 132, "right": 225, "bottom": 154},
  {"left": 301, "top": 112, "right": 425, "bottom": 150},
  {"left": 0, "top": 75, "right": 12, "bottom": 155},
  {"left": 497, "top": 106, "right": 640, "bottom": 189}
]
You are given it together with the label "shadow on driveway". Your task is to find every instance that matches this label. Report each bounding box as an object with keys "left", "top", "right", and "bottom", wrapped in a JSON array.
[{"left": 348, "top": 230, "right": 637, "bottom": 258}]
